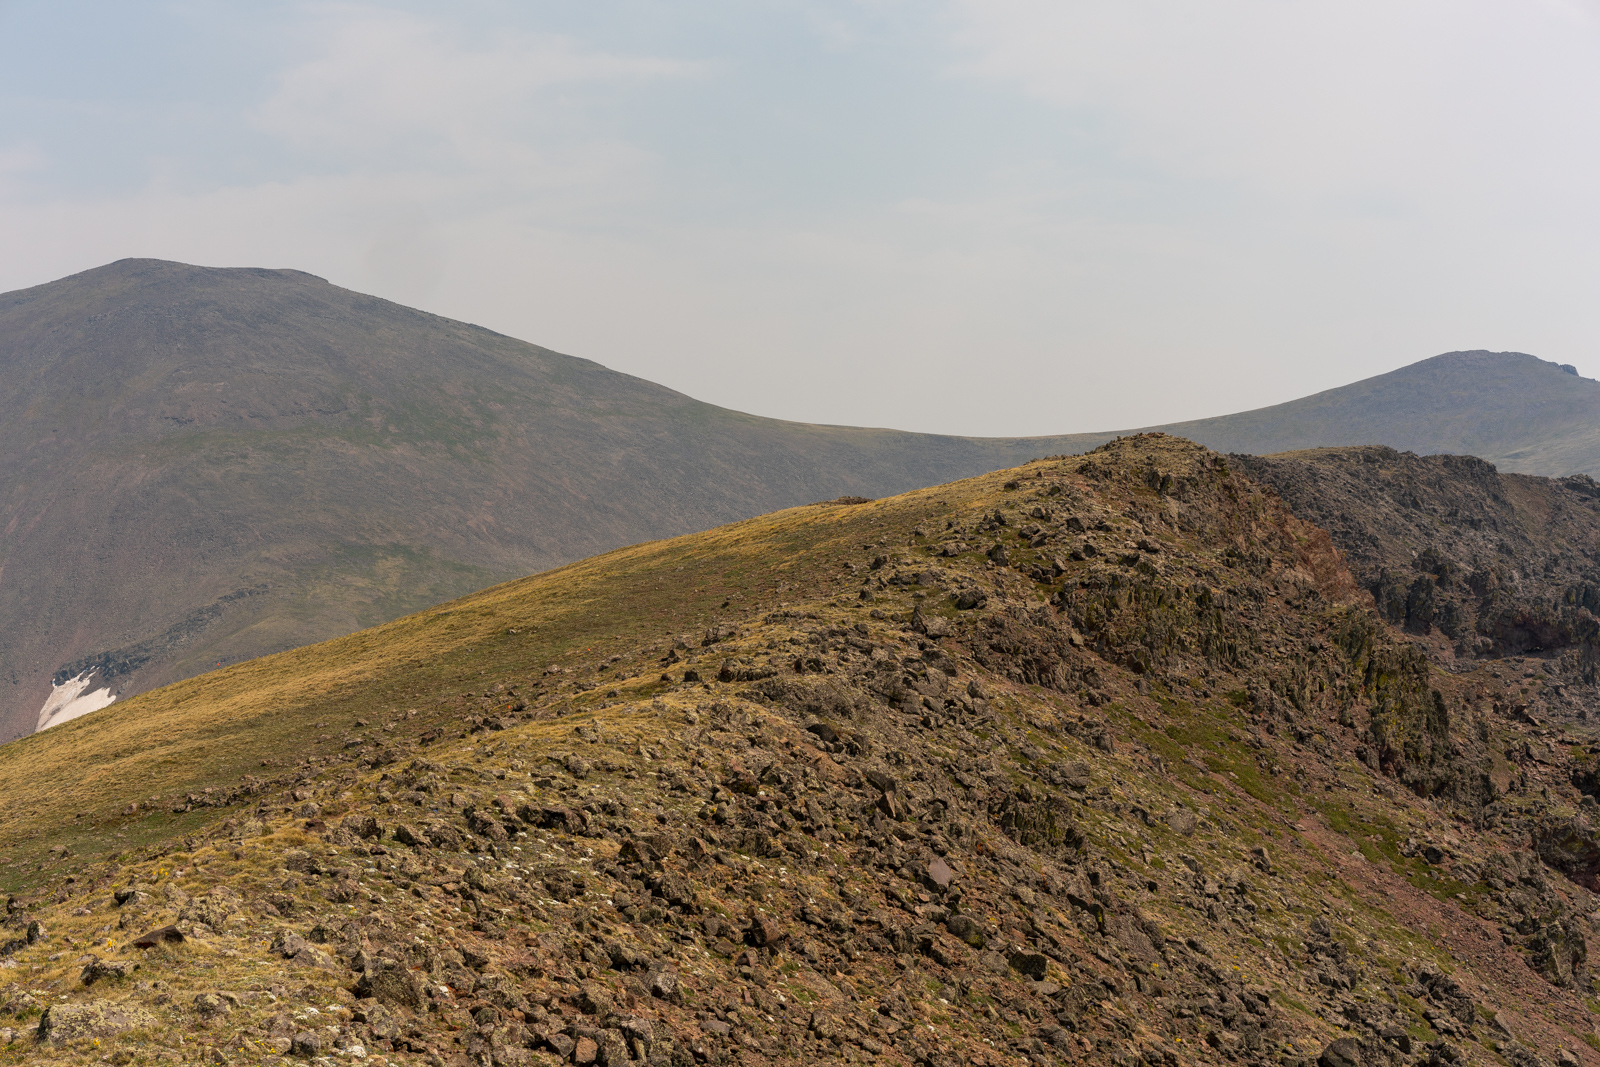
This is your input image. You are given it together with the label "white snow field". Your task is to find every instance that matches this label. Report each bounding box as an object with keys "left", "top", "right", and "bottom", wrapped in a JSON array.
[{"left": 35, "top": 672, "right": 117, "bottom": 732}]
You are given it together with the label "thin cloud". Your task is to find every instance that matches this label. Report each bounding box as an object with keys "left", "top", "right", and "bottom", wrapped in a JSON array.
[
  {"left": 941, "top": 0, "right": 1600, "bottom": 210},
  {"left": 256, "top": 5, "right": 701, "bottom": 159},
  {"left": 4, "top": 4, "right": 1600, "bottom": 437}
]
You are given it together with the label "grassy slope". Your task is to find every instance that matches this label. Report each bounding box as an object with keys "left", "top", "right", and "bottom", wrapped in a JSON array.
[
  {"left": 9, "top": 266, "right": 1598, "bottom": 758},
  {"left": 0, "top": 492, "right": 889, "bottom": 887}
]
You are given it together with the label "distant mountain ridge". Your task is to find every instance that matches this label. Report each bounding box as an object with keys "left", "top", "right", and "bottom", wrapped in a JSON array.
[
  {"left": 2, "top": 258, "right": 1596, "bottom": 742},
  {"left": 1148, "top": 349, "right": 1600, "bottom": 474}
]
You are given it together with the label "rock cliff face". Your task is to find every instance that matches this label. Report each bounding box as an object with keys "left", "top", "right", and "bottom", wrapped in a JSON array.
[
  {"left": 1234, "top": 447, "right": 1600, "bottom": 708},
  {"left": 0, "top": 435, "right": 1593, "bottom": 1067}
]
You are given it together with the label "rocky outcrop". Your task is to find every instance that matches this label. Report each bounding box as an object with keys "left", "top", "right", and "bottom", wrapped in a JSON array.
[
  {"left": 1533, "top": 814, "right": 1600, "bottom": 891},
  {"left": 1235, "top": 447, "right": 1600, "bottom": 687},
  {"left": 36, "top": 1000, "right": 156, "bottom": 1047}
]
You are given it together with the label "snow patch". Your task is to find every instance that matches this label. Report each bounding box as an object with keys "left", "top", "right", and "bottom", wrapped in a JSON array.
[{"left": 36, "top": 672, "right": 117, "bottom": 732}]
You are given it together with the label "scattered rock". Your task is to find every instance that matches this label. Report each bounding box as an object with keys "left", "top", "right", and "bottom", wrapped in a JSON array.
[
  {"left": 80, "top": 957, "right": 138, "bottom": 985},
  {"left": 1534, "top": 815, "right": 1600, "bottom": 891},
  {"left": 1318, "top": 1036, "right": 1364, "bottom": 1067},
  {"left": 129, "top": 925, "right": 184, "bottom": 949}
]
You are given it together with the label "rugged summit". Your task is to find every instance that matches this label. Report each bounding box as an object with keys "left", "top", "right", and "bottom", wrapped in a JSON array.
[{"left": 0, "top": 435, "right": 1593, "bottom": 1066}]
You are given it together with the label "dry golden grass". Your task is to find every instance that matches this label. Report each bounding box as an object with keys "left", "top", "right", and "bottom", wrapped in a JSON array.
[{"left": 0, "top": 472, "right": 993, "bottom": 893}]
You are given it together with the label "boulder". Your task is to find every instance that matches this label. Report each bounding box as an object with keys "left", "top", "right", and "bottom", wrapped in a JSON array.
[
  {"left": 356, "top": 957, "right": 427, "bottom": 1009},
  {"left": 291, "top": 1030, "right": 323, "bottom": 1057},
  {"left": 1050, "top": 761, "right": 1092, "bottom": 791},
  {"left": 391, "top": 824, "right": 426, "bottom": 848},
  {"left": 80, "top": 958, "right": 139, "bottom": 985},
  {"left": 1319, "top": 1036, "right": 1364, "bottom": 1067},
  {"left": 944, "top": 914, "right": 986, "bottom": 948},
  {"left": 747, "top": 914, "right": 785, "bottom": 947},
  {"left": 341, "top": 814, "right": 381, "bottom": 839},
  {"left": 192, "top": 992, "right": 231, "bottom": 1019},
  {"left": 646, "top": 963, "right": 681, "bottom": 1002},
  {"left": 1008, "top": 952, "right": 1049, "bottom": 980},
  {"left": 271, "top": 930, "right": 307, "bottom": 958},
  {"left": 466, "top": 809, "right": 509, "bottom": 841},
  {"left": 129, "top": 925, "right": 184, "bottom": 949},
  {"left": 360, "top": 1002, "right": 399, "bottom": 1040},
  {"left": 619, "top": 1015, "right": 655, "bottom": 1054},
  {"left": 992, "top": 784, "right": 1084, "bottom": 854},
  {"left": 36, "top": 1000, "right": 156, "bottom": 1046},
  {"left": 597, "top": 1028, "right": 630, "bottom": 1066}
]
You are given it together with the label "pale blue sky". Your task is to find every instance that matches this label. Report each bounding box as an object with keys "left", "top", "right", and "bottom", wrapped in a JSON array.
[{"left": 4, "top": 1, "right": 1600, "bottom": 435}]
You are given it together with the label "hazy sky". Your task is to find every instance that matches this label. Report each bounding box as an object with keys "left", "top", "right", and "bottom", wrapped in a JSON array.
[{"left": 3, "top": 1, "right": 1600, "bottom": 436}]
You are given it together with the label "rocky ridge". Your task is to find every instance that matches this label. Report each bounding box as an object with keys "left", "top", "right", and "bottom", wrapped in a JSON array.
[{"left": 0, "top": 436, "right": 1593, "bottom": 1067}]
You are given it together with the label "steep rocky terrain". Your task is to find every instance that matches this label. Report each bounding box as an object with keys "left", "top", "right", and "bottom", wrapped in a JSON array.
[{"left": 0, "top": 436, "right": 1593, "bottom": 1067}]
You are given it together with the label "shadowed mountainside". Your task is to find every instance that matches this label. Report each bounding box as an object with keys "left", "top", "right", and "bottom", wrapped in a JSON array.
[{"left": 0, "top": 259, "right": 1104, "bottom": 741}]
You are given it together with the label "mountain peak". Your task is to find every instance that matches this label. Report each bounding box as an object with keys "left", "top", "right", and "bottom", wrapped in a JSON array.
[{"left": 1149, "top": 347, "right": 1600, "bottom": 465}]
